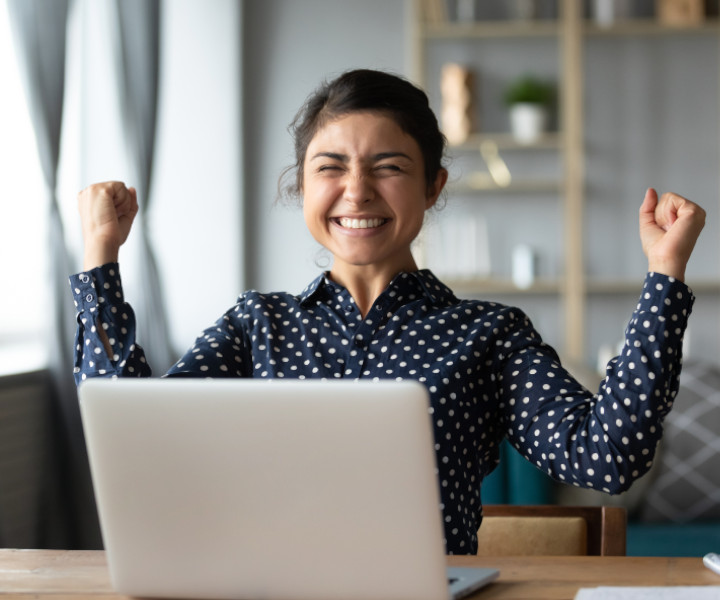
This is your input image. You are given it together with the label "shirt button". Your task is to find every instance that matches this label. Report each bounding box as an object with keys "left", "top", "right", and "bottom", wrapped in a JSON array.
[
  {"left": 80, "top": 274, "right": 90, "bottom": 283},
  {"left": 85, "top": 294, "right": 94, "bottom": 303}
]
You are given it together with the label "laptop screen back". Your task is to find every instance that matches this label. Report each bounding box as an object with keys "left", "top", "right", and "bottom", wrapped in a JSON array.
[{"left": 79, "top": 378, "right": 456, "bottom": 600}]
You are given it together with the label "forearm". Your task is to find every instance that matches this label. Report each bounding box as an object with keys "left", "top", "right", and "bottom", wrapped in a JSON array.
[
  {"left": 70, "top": 263, "right": 152, "bottom": 383},
  {"left": 83, "top": 238, "right": 120, "bottom": 271}
]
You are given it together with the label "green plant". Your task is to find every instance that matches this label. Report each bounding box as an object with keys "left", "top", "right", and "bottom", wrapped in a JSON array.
[{"left": 503, "top": 75, "right": 554, "bottom": 106}]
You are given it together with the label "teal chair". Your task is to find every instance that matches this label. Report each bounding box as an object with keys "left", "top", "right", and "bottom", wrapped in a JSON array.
[{"left": 482, "top": 440, "right": 553, "bottom": 505}]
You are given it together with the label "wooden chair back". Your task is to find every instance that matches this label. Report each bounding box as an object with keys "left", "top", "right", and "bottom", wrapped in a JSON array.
[{"left": 477, "top": 505, "right": 627, "bottom": 556}]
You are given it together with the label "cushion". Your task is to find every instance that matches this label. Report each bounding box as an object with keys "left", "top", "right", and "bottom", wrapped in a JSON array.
[
  {"left": 639, "top": 361, "right": 720, "bottom": 522},
  {"left": 477, "top": 516, "right": 587, "bottom": 556}
]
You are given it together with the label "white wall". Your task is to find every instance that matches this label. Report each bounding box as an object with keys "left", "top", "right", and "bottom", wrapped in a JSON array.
[{"left": 152, "top": 0, "right": 242, "bottom": 351}]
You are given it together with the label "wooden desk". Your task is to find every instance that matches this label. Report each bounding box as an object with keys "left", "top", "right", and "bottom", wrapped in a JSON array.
[
  {"left": 0, "top": 550, "right": 718, "bottom": 600},
  {"left": 452, "top": 554, "right": 719, "bottom": 599}
]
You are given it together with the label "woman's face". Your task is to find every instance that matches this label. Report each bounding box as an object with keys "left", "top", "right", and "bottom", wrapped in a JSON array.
[{"left": 302, "top": 111, "right": 446, "bottom": 278}]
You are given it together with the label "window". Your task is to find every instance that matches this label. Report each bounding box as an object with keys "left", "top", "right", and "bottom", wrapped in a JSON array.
[{"left": 0, "top": 2, "right": 49, "bottom": 373}]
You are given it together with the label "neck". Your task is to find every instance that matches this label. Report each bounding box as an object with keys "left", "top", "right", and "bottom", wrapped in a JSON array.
[{"left": 329, "top": 260, "right": 419, "bottom": 318}]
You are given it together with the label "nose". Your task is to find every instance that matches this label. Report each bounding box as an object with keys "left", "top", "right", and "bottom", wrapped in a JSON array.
[{"left": 343, "top": 173, "right": 374, "bottom": 205}]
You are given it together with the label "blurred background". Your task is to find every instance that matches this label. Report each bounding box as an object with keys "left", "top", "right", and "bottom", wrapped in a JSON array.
[{"left": 0, "top": 0, "right": 718, "bottom": 555}]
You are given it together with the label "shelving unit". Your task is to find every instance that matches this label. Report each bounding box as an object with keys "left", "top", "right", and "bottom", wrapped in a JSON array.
[
  {"left": 453, "top": 179, "right": 562, "bottom": 193},
  {"left": 583, "top": 17, "right": 720, "bottom": 36},
  {"left": 412, "top": 0, "right": 720, "bottom": 367}
]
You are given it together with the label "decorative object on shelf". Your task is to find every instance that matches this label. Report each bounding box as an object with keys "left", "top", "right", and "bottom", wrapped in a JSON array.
[
  {"left": 503, "top": 75, "right": 554, "bottom": 144},
  {"left": 591, "top": 0, "right": 631, "bottom": 27},
  {"left": 511, "top": 244, "right": 537, "bottom": 289},
  {"left": 464, "top": 140, "right": 512, "bottom": 190},
  {"left": 656, "top": 0, "right": 704, "bottom": 26},
  {"left": 441, "top": 63, "right": 477, "bottom": 146},
  {"left": 479, "top": 140, "right": 512, "bottom": 187}
]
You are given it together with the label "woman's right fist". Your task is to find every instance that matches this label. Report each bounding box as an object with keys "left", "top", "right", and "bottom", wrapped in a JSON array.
[{"left": 78, "top": 181, "right": 139, "bottom": 269}]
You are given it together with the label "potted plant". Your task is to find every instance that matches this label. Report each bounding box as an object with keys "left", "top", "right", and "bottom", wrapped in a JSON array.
[{"left": 503, "top": 75, "right": 555, "bottom": 144}]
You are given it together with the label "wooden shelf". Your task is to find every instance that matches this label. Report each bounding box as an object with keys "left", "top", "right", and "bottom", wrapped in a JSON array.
[
  {"left": 586, "top": 280, "right": 644, "bottom": 295},
  {"left": 422, "top": 20, "right": 560, "bottom": 39},
  {"left": 452, "top": 178, "right": 562, "bottom": 194},
  {"left": 449, "top": 132, "right": 563, "bottom": 151},
  {"left": 583, "top": 18, "right": 720, "bottom": 37},
  {"left": 422, "top": 18, "right": 720, "bottom": 39},
  {"left": 438, "top": 277, "right": 562, "bottom": 296}
]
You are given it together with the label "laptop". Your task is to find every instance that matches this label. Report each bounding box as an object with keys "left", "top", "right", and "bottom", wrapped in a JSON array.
[{"left": 78, "top": 378, "right": 499, "bottom": 600}]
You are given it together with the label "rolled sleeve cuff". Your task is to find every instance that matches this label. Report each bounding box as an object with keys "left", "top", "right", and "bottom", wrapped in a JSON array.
[
  {"left": 70, "top": 262, "right": 124, "bottom": 314},
  {"left": 638, "top": 272, "right": 695, "bottom": 324}
]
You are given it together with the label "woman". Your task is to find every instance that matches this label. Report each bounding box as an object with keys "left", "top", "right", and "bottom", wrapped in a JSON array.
[{"left": 72, "top": 69, "right": 706, "bottom": 554}]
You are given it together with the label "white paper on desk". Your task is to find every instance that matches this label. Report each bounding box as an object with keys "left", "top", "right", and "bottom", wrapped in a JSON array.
[{"left": 575, "top": 587, "right": 720, "bottom": 600}]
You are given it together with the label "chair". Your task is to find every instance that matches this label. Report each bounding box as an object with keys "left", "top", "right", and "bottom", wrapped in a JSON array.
[{"left": 477, "top": 505, "right": 627, "bottom": 556}]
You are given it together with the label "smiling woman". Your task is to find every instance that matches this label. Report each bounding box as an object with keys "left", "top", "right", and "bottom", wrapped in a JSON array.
[
  {"left": 70, "top": 68, "right": 705, "bottom": 556},
  {"left": 301, "top": 112, "right": 447, "bottom": 314}
]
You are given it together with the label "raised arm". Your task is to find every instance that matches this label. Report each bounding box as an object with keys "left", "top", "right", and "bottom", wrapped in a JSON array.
[
  {"left": 498, "top": 188, "right": 705, "bottom": 495},
  {"left": 71, "top": 182, "right": 149, "bottom": 382}
]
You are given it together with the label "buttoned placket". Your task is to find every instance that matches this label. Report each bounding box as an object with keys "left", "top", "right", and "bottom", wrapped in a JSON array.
[{"left": 339, "top": 289, "right": 407, "bottom": 380}]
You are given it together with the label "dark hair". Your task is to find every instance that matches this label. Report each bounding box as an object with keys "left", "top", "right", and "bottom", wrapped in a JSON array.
[{"left": 279, "top": 69, "right": 447, "bottom": 201}]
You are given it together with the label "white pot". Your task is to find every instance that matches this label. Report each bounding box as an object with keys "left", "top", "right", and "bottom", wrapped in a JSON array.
[{"left": 509, "top": 103, "right": 548, "bottom": 144}]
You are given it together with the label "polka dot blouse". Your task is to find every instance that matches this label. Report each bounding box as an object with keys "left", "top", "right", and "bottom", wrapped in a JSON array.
[{"left": 70, "top": 263, "right": 694, "bottom": 554}]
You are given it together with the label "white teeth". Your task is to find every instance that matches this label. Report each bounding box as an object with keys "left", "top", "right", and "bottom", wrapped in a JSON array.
[{"left": 339, "top": 217, "right": 385, "bottom": 229}]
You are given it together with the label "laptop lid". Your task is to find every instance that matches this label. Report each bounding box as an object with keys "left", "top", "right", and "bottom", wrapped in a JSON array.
[{"left": 79, "top": 378, "right": 498, "bottom": 600}]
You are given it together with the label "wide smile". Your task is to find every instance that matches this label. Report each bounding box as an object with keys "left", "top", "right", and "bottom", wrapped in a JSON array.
[{"left": 334, "top": 217, "right": 389, "bottom": 230}]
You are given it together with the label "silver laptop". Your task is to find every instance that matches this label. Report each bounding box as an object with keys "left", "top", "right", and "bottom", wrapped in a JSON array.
[{"left": 78, "top": 378, "right": 498, "bottom": 600}]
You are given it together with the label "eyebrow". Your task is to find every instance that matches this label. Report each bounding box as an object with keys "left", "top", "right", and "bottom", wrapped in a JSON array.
[{"left": 309, "top": 151, "right": 414, "bottom": 162}]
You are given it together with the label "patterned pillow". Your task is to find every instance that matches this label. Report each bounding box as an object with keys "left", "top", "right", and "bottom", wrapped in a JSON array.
[{"left": 639, "top": 361, "right": 720, "bottom": 522}]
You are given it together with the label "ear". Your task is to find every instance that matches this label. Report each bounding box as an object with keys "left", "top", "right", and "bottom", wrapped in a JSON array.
[{"left": 425, "top": 168, "right": 448, "bottom": 209}]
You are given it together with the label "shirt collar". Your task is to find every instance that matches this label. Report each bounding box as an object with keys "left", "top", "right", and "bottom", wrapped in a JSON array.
[
  {"left": 298, "top": 269, "right": 457, "bottom": 307},
  {"left": 298, "top": 273, "right": 330, "bottom": 305},
  {"left": 408, "top": 269, "right": 459, "bottom": 305}
]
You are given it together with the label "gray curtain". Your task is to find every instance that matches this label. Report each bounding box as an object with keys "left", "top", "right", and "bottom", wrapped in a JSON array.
[
  {"left": 7, "top": 0, "right": 102, "bottom": 548},
  {"left": 115, "top": 0, "right": 175, "bottom": 374}
]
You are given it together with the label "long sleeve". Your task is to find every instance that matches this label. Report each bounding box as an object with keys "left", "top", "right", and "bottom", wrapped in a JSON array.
[
  {"left": 496, "top": 272, "right": 694, "bottom": 494},
  {"left": 70, "top": 263, "right": 152, "bottom": 383}
]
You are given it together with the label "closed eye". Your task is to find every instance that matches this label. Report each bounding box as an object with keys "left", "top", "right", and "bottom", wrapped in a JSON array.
[
  {"left": 375, "top": 164, "right": 403, "bottom": 174},
  {"left": 316, "top": 164, "right": 344, "bottom": 173}
]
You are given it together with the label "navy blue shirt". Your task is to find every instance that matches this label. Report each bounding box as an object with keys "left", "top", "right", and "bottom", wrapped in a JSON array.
[{"left": 71, "top": 264, "right": 694, "bottom": 554}]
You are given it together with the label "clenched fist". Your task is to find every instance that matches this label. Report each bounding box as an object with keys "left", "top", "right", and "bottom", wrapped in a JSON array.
[
  {"left": 639, "top": 188, "right": 706, "bottom": 282},
  {"left": 78, "top": 181, "right": 139, "bottom": 270}
]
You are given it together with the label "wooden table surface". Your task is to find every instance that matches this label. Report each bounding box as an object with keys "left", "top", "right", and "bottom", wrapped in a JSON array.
[
  {"left": 0, "top": 549, "right": 718, "bottom": 599},
  {"left": 451, "top": 554, "right": 719, "bottom": 599}
]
